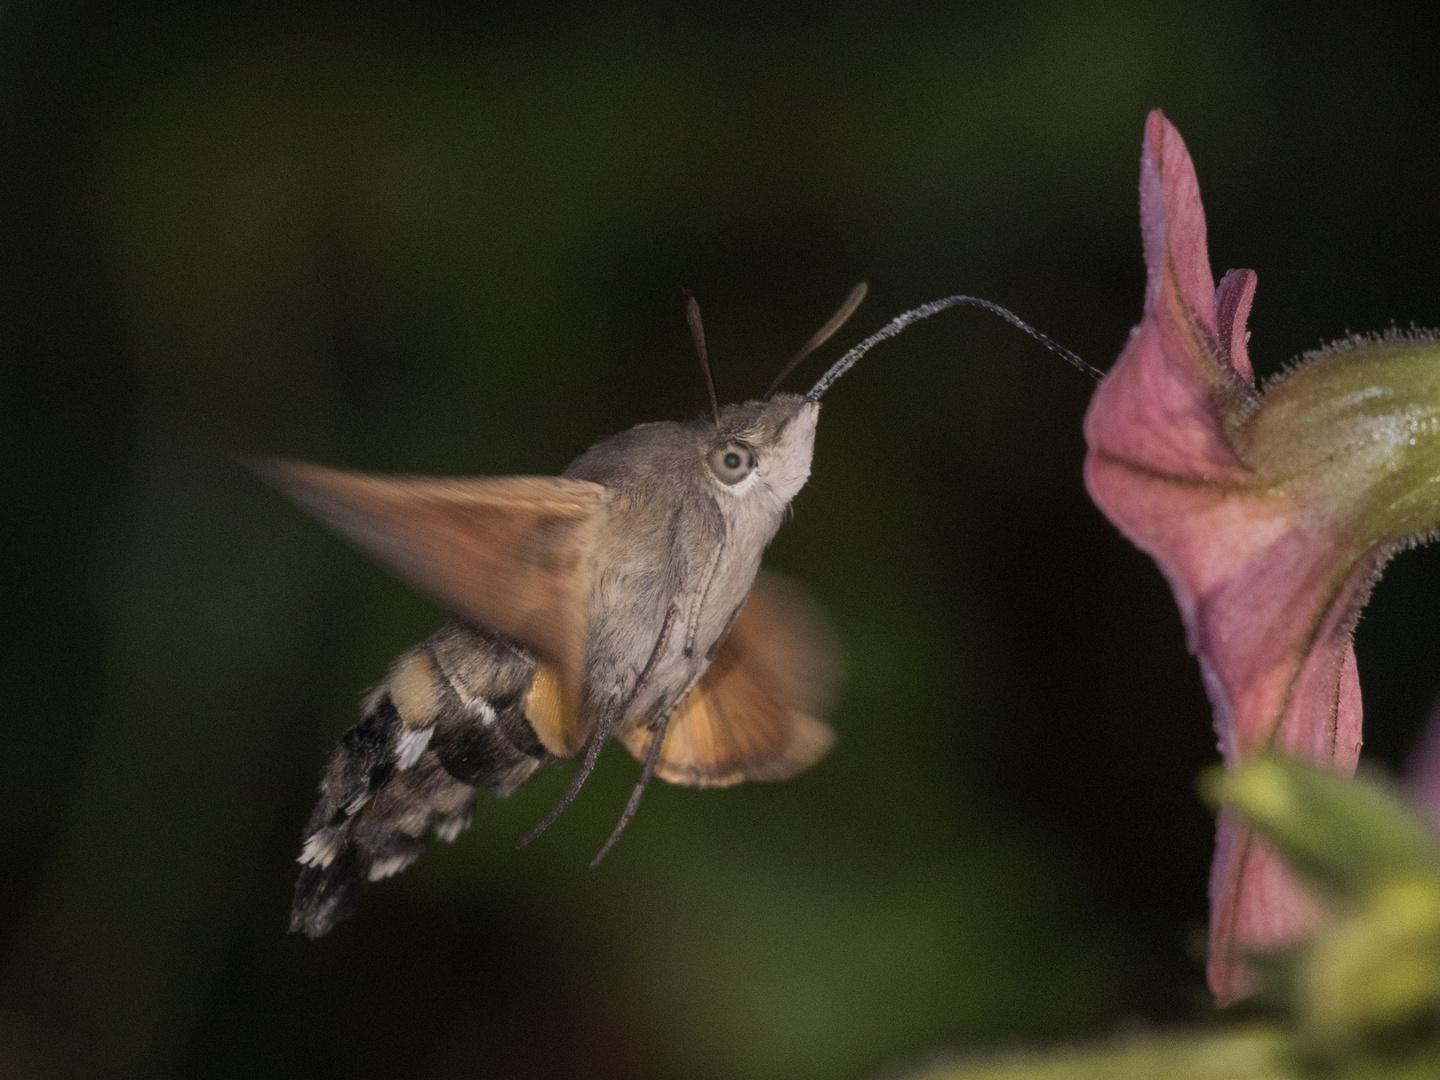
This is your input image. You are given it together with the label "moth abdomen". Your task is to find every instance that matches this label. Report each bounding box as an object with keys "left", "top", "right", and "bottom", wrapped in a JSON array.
[{"left": 290, "top": 621, "right": 554, "bottom": 938}]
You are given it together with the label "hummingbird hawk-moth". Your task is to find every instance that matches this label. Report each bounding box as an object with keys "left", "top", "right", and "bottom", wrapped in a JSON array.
[{"left": 255, "top": 285, "right": 1094, "bottom": 936}]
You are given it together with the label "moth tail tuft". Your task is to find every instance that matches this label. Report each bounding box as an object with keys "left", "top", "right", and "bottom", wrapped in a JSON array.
[{"left": 291, "top": 847, "right": 371, "bottom": 938}]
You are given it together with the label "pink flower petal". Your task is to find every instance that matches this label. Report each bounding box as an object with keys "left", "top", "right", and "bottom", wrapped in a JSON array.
[
  {"left": 1084, "top": 110, "right": 1369, "bottom": 1003},
  {"left": 1216, "top": 269, "right": 1257, "bottom": 386},
  {"left": 1208, "top": 811, "right": 1324, "bottom": 1001},
  {"left": 1139, "top": 109, "right": 1217, "bottom": 335}
]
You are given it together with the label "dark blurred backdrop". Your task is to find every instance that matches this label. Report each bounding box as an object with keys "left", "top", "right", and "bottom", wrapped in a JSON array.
[{"left": 3, "top": 3, "right": 1440, "bottom": 1078}]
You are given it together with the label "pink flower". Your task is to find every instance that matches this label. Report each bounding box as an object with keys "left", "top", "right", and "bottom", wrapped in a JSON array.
[{"left": 1082, "top": 110, "right": 1440, "bottom": 1003}]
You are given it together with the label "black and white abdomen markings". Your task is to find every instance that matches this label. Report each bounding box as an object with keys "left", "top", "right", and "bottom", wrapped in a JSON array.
[{"left": 290, "top": 621, "right": 553, "bottom": 938}]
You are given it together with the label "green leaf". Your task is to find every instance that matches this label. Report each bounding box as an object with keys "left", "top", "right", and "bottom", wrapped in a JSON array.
[{"left": 1205, "top": 758, "right": 1440, "bottom": 899}]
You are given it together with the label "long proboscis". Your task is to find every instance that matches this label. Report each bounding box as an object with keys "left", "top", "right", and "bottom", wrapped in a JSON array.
[{"left": 805, "top": 295, "right": 1104, "bottom": 401}]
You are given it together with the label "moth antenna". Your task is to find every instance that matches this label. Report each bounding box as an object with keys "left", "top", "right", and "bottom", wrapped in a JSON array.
[
  {"left": 589, "top": 704, "right": 674, "bottom": 868},
  {"left": 684, "top": 290, "right": 721, "bottom": 427},
  {"left": 519, "top": 605, "right": 679, "bottom": 849},
  {"left": 805, "top": 295, "right": 1104, "bottom": 401},
  {"left": 766, "top": 281, "right": 869, "bottom": 397}
]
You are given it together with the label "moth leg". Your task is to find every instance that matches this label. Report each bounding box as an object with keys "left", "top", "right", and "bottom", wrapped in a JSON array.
[
  {"left": 590, "top": 693, "right": 682, "bottom": 867},
  {"left": 519, "top": 604, "right": 680, "bottom": 848},
  {"left": 515, "top": 704, "right": 611, "bottom": 849}
]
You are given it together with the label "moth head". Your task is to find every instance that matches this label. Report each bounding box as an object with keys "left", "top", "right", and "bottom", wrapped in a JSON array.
[
  {"left": 561, "top": 394, "right": 816, "bottom": 518},
  {"left": 564, "top": 288, "right": 853, "bottom": 509},
  {"left": 705, "top": 393, "right": 817, "bottom": 507},
  {"left": 678, "top": 283, "right": 861, "bottom": 508}
]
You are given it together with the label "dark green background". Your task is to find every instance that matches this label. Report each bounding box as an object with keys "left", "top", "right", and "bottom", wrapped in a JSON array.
[{"left": 3, "top": 3, "right": 1440, "bottom": 1078}]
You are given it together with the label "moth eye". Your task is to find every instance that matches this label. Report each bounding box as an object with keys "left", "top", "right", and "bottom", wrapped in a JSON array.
[{"left": 707, "top": 442, "right": 756, "bottom": 485}]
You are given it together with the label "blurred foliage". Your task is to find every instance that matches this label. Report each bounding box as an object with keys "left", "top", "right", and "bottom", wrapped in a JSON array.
[
  {"left": 1216, "top": 758, "right": 1440, "bottom": 1066},
  {"left": 914, "top": 759, "right": 1440, "bottom": 1078},
  {"left": 914, "top": 1027, "right": 1292, "bottom": 1080},
  {"left": 3, "top": 2, "right": 1440, "bottom": 1079}
]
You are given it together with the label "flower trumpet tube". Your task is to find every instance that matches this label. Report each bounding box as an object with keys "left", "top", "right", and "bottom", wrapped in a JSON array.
[{"left": 1084, "top": 109, "right": 1440, "bottom": 1003}]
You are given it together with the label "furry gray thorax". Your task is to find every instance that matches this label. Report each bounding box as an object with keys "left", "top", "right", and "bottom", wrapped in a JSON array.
[{"left": 562, "top": 393, "right": 819, "bottom": 735}]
